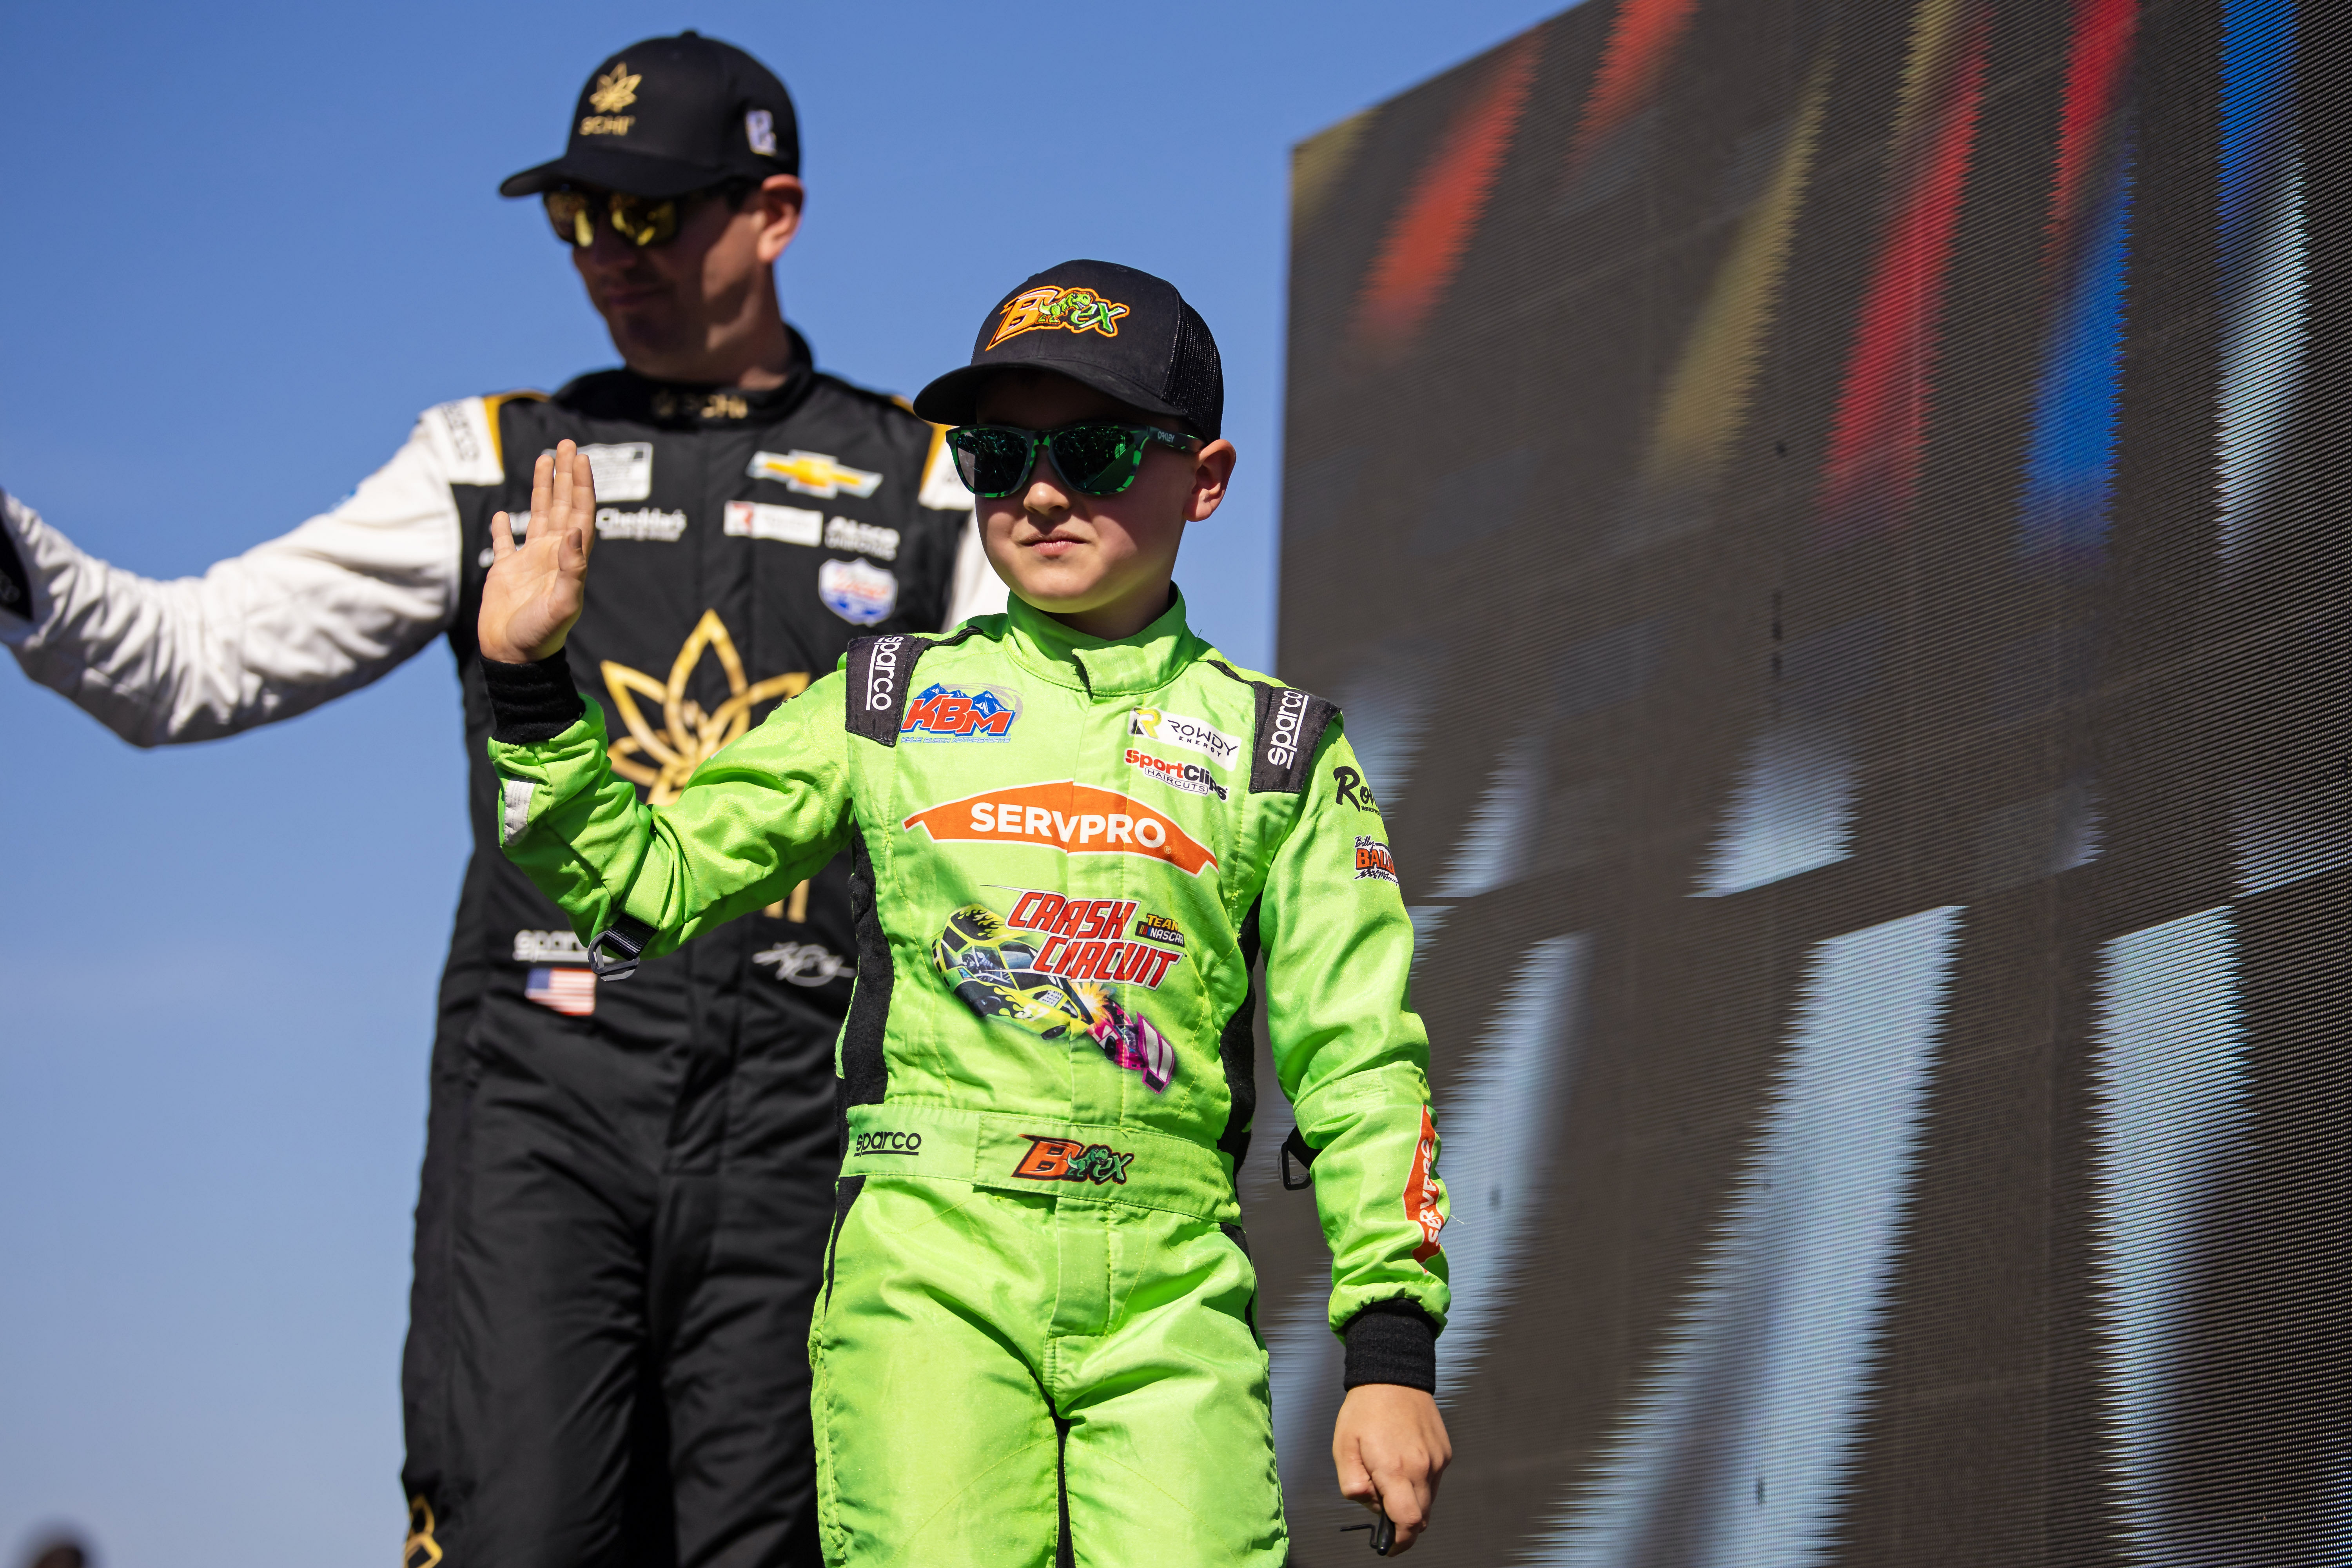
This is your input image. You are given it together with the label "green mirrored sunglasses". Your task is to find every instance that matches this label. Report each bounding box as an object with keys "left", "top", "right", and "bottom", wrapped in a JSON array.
[{"left": 944, "top": 423, "right": 1198, "bottom": 499}]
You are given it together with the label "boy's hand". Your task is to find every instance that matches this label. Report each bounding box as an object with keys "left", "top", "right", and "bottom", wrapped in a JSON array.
[
  {"left": 479, "top": 440, "right": 597, "bottom": 664},
  {"left": 1332, "top": 1383, "right": 1451, "bottom": 1554}
]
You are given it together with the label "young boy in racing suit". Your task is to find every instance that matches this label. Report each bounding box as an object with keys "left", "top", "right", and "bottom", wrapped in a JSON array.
[{"left": 475, "top": 260, "right": 1452, "bottom": 1564}]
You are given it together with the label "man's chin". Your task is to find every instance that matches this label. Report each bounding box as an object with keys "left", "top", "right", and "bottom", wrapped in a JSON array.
[{"left": 600, "top": 309, "right": 688, "bottom": 365}]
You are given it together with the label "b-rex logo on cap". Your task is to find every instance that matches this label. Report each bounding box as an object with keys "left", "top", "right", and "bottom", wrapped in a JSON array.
[{"left": 985, "top": 286, "right": 1132, "bottom": 350}]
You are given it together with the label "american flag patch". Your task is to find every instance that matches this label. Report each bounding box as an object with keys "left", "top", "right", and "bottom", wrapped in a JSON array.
[{"left": 525, "top": 966, "right": 596, "bottom": 1016}]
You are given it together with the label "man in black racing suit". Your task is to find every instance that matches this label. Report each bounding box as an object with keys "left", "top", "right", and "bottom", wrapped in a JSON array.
[{"left": 0, "top": 33, "right": 1000, "bottom": 1568}]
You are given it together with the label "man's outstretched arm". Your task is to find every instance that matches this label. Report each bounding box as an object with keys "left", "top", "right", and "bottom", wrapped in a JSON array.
[{"left": 0, "top": 401, "right": 488, "bottom": 745}]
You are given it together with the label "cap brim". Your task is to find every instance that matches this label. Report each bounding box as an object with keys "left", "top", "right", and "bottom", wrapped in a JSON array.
[
  {"left": 499, "top": 145, "right": 737, "bottom": 200},
  {"left": 911, "top": 356, "right": 1190, "bottom": 430}
]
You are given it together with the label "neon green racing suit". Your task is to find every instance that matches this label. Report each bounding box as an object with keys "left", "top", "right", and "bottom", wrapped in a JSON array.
[{"left": 485, "top": 590, "right": 1450, "bottom": 1567}]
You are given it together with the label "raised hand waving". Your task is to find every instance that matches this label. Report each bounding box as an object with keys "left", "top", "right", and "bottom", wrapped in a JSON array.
[{"left": 479, "top": 439, "right": 598, "bottom": 663}]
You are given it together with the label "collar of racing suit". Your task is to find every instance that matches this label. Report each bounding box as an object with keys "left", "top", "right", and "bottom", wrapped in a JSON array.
[
  {"left": 997, "top": 586, "right": 1201, "bottom": 697},
  {"left": 562, "top": 325, "right": 822, "bottom": 425}
]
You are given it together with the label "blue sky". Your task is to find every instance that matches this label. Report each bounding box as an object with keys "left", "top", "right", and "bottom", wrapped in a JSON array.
[{"left": 0, "top": 3, "right": 1568, "bottom": 1563}]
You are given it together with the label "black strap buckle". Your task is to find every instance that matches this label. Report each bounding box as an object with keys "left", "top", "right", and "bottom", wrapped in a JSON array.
[
  {"left": 1340, "top": 1512, "right": 1396, "bottom": 1555},
  {"left": 585, "top": 915, "right": 654, "bottom": 982},
  {"left": 1280, "top": 1125, "right": 1319, "bottom": 1191}
]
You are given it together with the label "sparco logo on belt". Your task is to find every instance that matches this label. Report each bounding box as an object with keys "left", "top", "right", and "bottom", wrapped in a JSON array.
[
  {"left": 853, "top": 1130, "right": 922, "bottom": 1156},
  {"left": 866, "top": 636, "right": 904, "bottom": 711},
  {"left": 1266, "top": 687, "right": 1309, "bottom": 768}
]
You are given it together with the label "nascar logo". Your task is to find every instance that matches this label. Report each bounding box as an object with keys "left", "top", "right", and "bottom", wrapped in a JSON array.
[
  {"left": 902, "top": 782, "right": 1217, "bottom": 874},
  {"left": 746, "top": 448, "right": 884, "bottom": 498}
]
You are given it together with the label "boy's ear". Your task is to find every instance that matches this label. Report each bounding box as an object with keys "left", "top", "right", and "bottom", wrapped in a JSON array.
[{"left": 1185, "top": 440, "right": 1238, "bottom": 523}]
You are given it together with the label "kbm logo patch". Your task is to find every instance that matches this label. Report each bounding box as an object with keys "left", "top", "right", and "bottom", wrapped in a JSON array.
[
  {"left": 903, "top": 682, "right": 1020, "bottom": 741},
  {"left": 1355, "top": 836, "right": 1399, "bottom": 885},
  {"left": 853, "top": 1129, "right": 923, "bottom": 1156},
  {"left": 1013, "top": 1135, "right": 1134, "bottom": 1185}
]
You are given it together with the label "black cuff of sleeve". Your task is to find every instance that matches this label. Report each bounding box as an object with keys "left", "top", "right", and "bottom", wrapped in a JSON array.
[
  {"left": 1341, "top": 1299, "right": 1438, "bottom": 1393},
  {"left": 483, "top": 650, "right": 584, "bottom": 744},
  {"left": 0, "top": 512, "right": 32, "bottom": 621}
]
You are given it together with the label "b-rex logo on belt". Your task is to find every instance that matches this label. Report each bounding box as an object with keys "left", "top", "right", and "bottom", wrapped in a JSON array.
[{"left": 1013, "top": 1136, "right": 1134, "bottom": 1185}]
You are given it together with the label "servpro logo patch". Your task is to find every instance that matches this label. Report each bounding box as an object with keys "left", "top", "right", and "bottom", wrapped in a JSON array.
[
  {"left": 1404, "top": 1105, "right": 1445, "bottom": 1264},
  {"left": 902, "top": 782, "right": 1217, "bottom": 875}
]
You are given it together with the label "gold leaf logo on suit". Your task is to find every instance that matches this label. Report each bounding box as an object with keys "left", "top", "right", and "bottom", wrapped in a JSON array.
[{"left": 601, "top": 610, "right": 807, "bottom": 804}]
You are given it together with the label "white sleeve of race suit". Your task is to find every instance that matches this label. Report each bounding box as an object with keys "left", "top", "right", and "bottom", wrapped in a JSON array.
[
  {"left": 0, "top": 399, "right": 488, "bottom": 747},
  {"left": 922, "top": 431, "right": 1006, "bottom": 632}
]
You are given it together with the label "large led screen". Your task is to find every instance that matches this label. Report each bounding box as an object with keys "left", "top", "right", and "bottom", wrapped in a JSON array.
[{"left": 1246, "top": 2, "right": 2337, "bottom": 1563}]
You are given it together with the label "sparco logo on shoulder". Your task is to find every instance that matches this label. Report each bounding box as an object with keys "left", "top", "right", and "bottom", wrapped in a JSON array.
[
  {"left": 866, "top": 636, "right": 904, "bottom": 712},
  {"left": 1267, "top": 687, "right": 1309, "bottom": 768}
]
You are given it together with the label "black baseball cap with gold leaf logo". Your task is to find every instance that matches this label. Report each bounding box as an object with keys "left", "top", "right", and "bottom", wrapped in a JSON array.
[
  {"left": 499, "top": 32, "right": 799, "bottom": 200},
  {"left": 913, "top": 261, "right": 1225, "bottom": 440}
]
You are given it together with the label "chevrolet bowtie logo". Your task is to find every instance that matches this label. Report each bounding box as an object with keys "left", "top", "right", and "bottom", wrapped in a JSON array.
[
  {"left": 602, "top": 610, "right": 808, "bottom": 804},
  {"left": 747, "top": 448, "right": 885, "bottom": 499}
]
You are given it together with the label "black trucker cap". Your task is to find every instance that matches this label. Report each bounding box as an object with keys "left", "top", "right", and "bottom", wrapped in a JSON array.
[
  {"left": 499, "top": 32, "right": 799, "bottom": 200},
  {"left": 912, "top": 261, "right": 1224, "bottom": 440}
]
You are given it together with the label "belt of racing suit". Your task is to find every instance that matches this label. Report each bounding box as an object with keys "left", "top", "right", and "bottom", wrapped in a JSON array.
[{"left": 839, "top": 1102, "right": 1241, "bottom": 1224}]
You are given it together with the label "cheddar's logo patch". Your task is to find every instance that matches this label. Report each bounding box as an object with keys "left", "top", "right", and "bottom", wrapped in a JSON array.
[
  {"left": 986, "top": 285, "right": 1132, "bottom": 350},
  {"left": 901, "top": 782, "right": 1216, "bottom": 875}
]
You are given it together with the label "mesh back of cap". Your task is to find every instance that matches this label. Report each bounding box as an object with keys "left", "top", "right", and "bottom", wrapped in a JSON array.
[{"left": 1166, "top": 302, "right": 1225, "bottom": 440}]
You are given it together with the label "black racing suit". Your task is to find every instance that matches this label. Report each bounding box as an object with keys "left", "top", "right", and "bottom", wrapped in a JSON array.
[{"left": 0, "top": 341, "right": 993, "bottom": 1567}]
